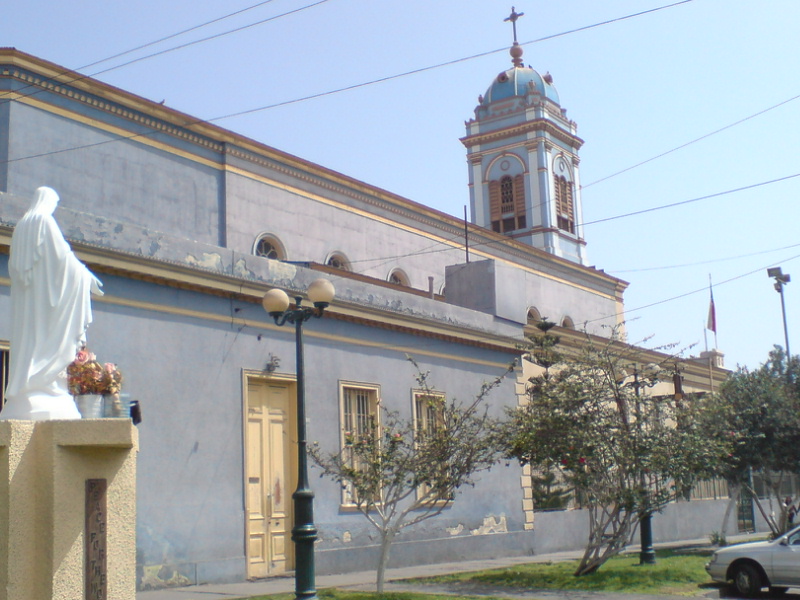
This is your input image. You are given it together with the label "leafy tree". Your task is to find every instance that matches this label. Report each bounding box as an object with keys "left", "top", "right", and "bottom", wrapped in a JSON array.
[
  {"left": 703, "top": 347, "right": 800, "bottom": 536},
  {"left": 308, "top": 357, "right": 512, "bottom": 592},
  {"left": 499, "top": 323, "right": 726, "bottom": 576}
]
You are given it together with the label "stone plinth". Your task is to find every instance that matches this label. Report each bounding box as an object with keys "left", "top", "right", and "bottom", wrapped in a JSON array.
[{"left": 0, "top": 419, "right": 138, "bottom": 600}]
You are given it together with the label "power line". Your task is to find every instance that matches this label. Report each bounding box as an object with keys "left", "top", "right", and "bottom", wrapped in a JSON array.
[
  {"left": 1, "top": 0, "right": 695, "bottom": 166},
  {"left": 354, "top": 168, "right": 800, "bottom": 277},
  {"left": 204, "top": 0, "right": 696, "bottom": 122},
  {"left": 88, "top": 0, "right": 333, "bottom": 80},
  {"left": 0, "top": 0, "right": 331, "bottom": 103},
  {"left": 580, "top": 173, "right": 800, "bottom": 227},
  {"left": 0, "top": 0, "right": 282, "bottom": 101},
  {"left": 610, "top": 242, "right": 800, "bottom": 274},
  {"left": 590, "top": 252, "right": 800, "bottom": 324},
  {"left": 583, "top": 93, "right": 800, "bottom": 189},
  {"left": 78, "top": 0, "right": 281, "bottom": 72}
]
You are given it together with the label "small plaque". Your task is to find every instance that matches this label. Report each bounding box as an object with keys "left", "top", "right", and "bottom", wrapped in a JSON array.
[{"left": 85, "top": 479, "right": 107, "bottom": 600}]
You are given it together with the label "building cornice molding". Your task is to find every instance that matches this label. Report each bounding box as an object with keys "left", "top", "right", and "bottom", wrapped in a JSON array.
[
  {"left": 0, "top": 226, "right": 520, "bottom": 355},
  {"left": 461, "top": 118, "right": 584, "bottom": 152},
  {"left": 0, "top": 49, "right": 623, "bottom": 303}
]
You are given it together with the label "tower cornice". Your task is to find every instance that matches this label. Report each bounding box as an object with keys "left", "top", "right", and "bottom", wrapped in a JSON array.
[{"left": 461, "top": 118, "right": 584, "bottom": 151}]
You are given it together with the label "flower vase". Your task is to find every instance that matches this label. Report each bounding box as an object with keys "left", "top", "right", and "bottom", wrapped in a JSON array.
[
  {"left": 74, "top": 394, "right": 104, "bottom": 419},
  {"left": 103, "top": 393, "right": 130, "bottom": 418}
]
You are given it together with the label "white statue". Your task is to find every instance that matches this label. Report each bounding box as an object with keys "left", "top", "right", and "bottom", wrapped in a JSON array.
[{"left": 2, "top": 187, "right": 103, "bottom": 420}]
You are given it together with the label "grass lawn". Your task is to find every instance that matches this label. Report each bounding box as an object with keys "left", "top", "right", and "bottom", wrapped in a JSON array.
[
  {"left": 406, "top": 548, "right": 714, "bottom": 596},
  {"left": 242, "top": 548, "right": 715, "bottom": 599},
  {"left": 244, "top": 591, "right": 509, "bottom": 600}
]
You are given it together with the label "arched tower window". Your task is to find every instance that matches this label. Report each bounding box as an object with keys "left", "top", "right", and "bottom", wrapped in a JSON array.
[
  {"left": 388, "top": 269, "right": 410, "bottom": 287},
  {"left": 554, "top": 176, "right": 575, "bottom": 234},
  {"left": 254, "top": 234, "right": 285, "bottom": 260},
  {"left": 489, "top": 173, "right": 526, "bottom": 234},
  {"left": 527, "top": 307, "right": 542, "bottom": 325},
  {"left": 326, "top": 252, "right": 351, "bottom": 271},
  {"left": 561, "top": 316, "right": 575, "bottom": 329}
]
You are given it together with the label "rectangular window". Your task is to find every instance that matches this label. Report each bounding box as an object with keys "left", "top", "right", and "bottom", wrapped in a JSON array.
[
  {"left": 555, "top": 177, "right": 576, "bottom": 234},
  {"left": 414, "top": 392, "right": 444, "bottom": 436},
  {"left": 413, "top": 391, "right": 452, "bottom": 502},
  {"left": 557, "top": 215, "right": 575, "bottom": 233},
  {"left": 340, "top": 382, "right": 380, "bottom": 505}
]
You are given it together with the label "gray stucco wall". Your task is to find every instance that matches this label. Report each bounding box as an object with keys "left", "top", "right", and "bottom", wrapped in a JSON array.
[
  {"left": 446, "top": 259, "right": 618, "bottom": 330},
  {"left": 0, "top": 248, "right": 527, "bottom": 586},
  {"left": 6, "top": 102, "right": 225, "bottom": 247},
  {"left": 0, "top": 54, "right": 642, "bottom": 588}
]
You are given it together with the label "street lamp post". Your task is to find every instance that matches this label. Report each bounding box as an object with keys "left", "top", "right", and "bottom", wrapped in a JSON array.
[
  {"left": 262, "top": 278, "right": 335, "bottom": 600},
  {"left": 618, "top": 365, "right": 658, "bottom": 565},
  {"left": 631, "top": 367, "right": 656, "bottom": 565},
  {"left": 767, "top": 267, "right": 791, "bottom": 360}
]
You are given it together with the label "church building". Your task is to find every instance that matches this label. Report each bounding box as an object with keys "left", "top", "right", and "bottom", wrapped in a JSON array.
[{"left": 0, "top": 26, "right": 729, "bottom": 590}]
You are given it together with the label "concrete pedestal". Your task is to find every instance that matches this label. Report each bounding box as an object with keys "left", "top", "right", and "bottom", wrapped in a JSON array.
[{"left": 0, "top": 419, "right": 138, "bottom": 600}]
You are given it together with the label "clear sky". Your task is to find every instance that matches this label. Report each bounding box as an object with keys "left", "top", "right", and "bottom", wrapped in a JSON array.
[{"left": 4, "top": 0, "right": 799, "bottom": 369}]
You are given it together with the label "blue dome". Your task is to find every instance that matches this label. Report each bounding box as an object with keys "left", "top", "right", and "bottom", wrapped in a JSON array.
[{"left": 482, "top": 66, "right": 560, "bottom": 106}]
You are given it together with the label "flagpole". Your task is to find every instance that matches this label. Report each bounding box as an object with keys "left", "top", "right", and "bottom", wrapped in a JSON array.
[
  {"left": 707, "top": 274, "right": 716, "bottom": 393},
  {"left": 707, "top": 275, "right": 717, "bottom": 350}
]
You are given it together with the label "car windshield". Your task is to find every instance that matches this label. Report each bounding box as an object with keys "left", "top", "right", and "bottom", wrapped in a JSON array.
[{"left": 783, "top": 526, "right": 800, "bottom": 546}]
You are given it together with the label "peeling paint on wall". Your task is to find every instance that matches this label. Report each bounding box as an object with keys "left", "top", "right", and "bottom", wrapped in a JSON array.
[
  {"left": 446, "top": 524, "right": 464, "bottom": 536},
  {"left": 185, "top": 252, "right": 223, "bottom": 271},
  {"left": 470, "top": 515, "right": 507, "bottom": 535},
  {"left": 140, "top": 565, "right": 191, "bottom": 591},
  {"left": 342, "top": 531, "right": 351, "bottom": 543},
  {"left": 233, "top": 258, "right": 254, "bottom": 279},
  {"left": 268, "top": 261, "right": 298, "bottom": 280}
]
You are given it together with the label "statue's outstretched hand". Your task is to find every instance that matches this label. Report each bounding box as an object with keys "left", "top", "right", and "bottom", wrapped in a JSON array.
[{"left": 91, "top": 276, "right": 104, "bottom": 296}]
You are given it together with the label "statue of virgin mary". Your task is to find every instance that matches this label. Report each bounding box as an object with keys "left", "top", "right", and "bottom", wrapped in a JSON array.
[{"left": 2, "top": 186, "right": 103, "bottom": 420}]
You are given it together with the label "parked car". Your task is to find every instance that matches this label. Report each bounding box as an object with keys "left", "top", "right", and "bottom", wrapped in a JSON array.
[{"left": 706, "top": 527, "right": 800, "bottom": 596}]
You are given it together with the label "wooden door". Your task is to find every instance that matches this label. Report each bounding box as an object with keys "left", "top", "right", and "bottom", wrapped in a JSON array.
[{"left": 246, "top": 380, "right": 296, "bottom": 578}]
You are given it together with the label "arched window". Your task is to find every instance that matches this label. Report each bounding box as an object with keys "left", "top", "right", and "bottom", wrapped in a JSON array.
[
  {"left": 527, "top": 307, "right": 542, "bottom": 325},
  {"left": 500, "top": 176, "right": 515, "bottom": 212},
  {"left": 489, "top": 173, "right": 526, "bottom": 234},
  {"left": 561, "top": 316, "right": 575, "bottom": 329},
  {"left": 388, "top": 269, "right": 410, "bottom": 287},
  {"left": 326, "top": 253, "right": 351, "bottom": 271},
  {"left": 554, "top": 176, "right": 576, "bottom": 234},
  {"left": 254, "top": 235, "right": 285, "bottom": 260}
]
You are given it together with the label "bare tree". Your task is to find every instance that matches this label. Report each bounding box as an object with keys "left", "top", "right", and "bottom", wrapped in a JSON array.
[{"left": 309, "top": 357, "right": 512, "bottom": 591}]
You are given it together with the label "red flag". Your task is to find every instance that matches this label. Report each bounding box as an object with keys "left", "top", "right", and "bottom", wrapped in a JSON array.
[{"left": 707, "top": 288, "right": 717, "bottom": 333}]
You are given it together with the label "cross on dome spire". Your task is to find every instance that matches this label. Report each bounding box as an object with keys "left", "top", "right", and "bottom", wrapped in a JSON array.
[
  {"left": 504, "top": 7, "right": 525, "bottom": 67},
  {"left": 504, "top": 6, "right": 524, "bottom": 44}
]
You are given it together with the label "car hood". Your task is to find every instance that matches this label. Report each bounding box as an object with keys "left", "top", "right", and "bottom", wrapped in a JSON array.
[{"left": 717, "top": 540, "right": 774, "bottom": 554}]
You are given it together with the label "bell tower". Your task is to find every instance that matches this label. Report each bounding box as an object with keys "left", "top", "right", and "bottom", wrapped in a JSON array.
[{"left": 462, "top": 8, "right": 587, "bottom": 264}]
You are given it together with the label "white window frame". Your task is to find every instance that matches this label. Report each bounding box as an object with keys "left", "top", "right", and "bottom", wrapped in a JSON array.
[
  {"left": 412, "top": 389, "right": 452, "bottom": 503},
  {"left": 339, "top": 381, "right": 381, "bottom": 506}
]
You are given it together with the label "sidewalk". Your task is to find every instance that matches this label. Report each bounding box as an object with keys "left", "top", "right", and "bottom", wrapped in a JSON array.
[{"left": 135, "top": 536, "right": 759, "bottom": 600}]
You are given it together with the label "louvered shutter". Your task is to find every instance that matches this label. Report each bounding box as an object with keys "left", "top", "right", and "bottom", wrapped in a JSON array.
[
  {"left": 513, "top": 174, "right": 526, "bottom": 217},
  {"left": 489, "top": 180, "right": 501, "bottom": 221}
]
